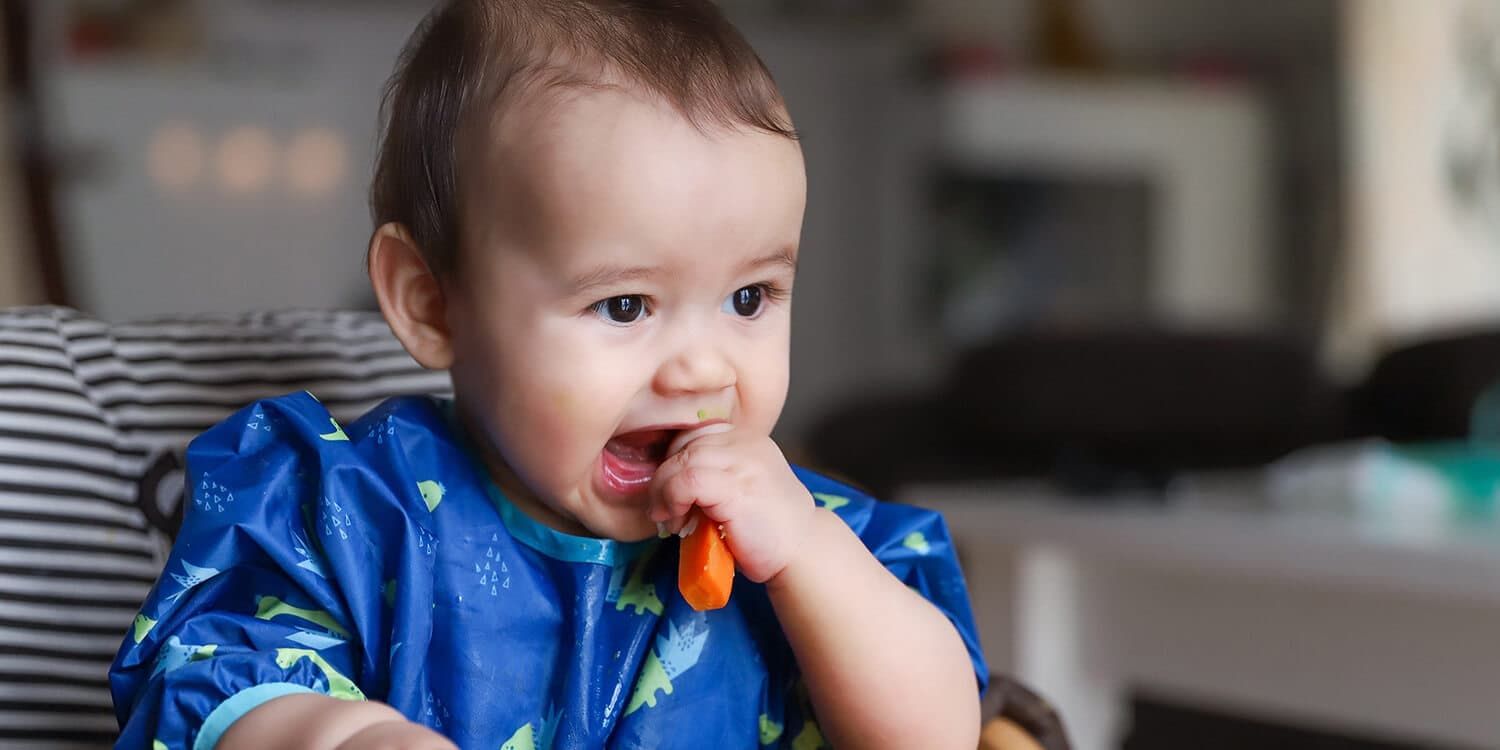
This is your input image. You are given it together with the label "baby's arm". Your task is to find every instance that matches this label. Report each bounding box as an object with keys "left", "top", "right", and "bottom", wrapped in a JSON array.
[
  {"left": 767, "top": 508, "right": 981, "bottom": 748},
  {"left": 652, "top": 427, "right": 981, "bottom": 746},
  {"left": 218, "top": 694, "right": 455, "bottom": 750}
]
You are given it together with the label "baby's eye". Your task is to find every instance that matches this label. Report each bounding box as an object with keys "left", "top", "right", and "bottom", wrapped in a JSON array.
[
  {"left": 723, "top": 285, "right": 764, "bottom": 318},
  {"left": 591, "top": 295, "right": 648, "bottom": 325}
]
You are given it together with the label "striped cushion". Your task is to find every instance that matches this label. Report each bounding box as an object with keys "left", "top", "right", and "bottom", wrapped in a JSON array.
[{"left": 0, "top": 306, "right": 450, "bottom": 748}]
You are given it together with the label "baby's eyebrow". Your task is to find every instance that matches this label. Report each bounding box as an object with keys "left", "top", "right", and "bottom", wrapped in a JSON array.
[
  {"left": 566, "top": 247, "right": 797, "bottom": 296},
  {"left": 566, "top": 264, "right": 662, "bottom": 296},
  {"left": 737, "top": 246, "right": 799, "bottom": 275}
]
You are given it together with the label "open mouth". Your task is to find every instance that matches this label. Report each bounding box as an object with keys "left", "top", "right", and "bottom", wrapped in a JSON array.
[
  {"left": 598, "top": 427, "right": 681, "bottom": 495},
  {"left": 605, "top": 429, "right": 677, "bottom": 464}
]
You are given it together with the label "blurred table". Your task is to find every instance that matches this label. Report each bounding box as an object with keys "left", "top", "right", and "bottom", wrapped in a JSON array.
[{"left": 905, "top": 480, "right": 1500, "bottom": 750}]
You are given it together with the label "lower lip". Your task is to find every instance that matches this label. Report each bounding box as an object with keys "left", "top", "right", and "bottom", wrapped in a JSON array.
[{"left": 596, "top": 449, "right": 659, "bottom": 499}]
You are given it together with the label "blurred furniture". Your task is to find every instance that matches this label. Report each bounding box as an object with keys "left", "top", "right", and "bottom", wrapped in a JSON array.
[
  {"left": 1352, "top": 330, "right": 1500, "bottom": 442},
  {"left": 932, "top": 74, "right": 1274, "bottom": 340},
  {"left": 983, "top": 675, "right": 1071, "bottom": 750},
  {"left": 809, "top": 331, "right": 1345, "bottom": 497},
  {"left": 913, "top": 481, "right": 1500, "bottom": 750},
  {"left": 0, "top": 306, "right": 1064, "bottom": 748},
  {"left": 812, "top": 327, "right": 1500, "bottom": 499}
]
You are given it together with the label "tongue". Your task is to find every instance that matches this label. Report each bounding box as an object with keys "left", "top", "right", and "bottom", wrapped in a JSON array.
[{"left": 605, "top": 430, "right": 674, "bottom": 464}]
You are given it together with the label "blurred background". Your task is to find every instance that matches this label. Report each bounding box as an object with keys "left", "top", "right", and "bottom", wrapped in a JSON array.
[{"left": 4, "top": 0, "right": 1500, "bottom": 748}]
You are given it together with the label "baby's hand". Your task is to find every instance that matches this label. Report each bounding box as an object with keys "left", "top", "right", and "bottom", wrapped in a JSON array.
[{"left": 648, "top": 425, "right": 817, "bottom": 583}]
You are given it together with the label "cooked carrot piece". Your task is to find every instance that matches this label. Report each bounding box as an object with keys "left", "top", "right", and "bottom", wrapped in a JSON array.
[{"left": 679, "top": 512, "right": 734, "bottom": 611}]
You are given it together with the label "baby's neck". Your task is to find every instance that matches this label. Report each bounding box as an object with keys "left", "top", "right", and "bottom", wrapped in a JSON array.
[{"left": 492, "top": 467, "right": 594, "bottom": 538}]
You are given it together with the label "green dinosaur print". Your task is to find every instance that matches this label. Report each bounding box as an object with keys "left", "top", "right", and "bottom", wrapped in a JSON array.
[
  {"left": 132, "top": 614, "right": 157, "bottom": 644},
  {"left": 500, "top": 705, "right": 560, "bottom": 750},
  {"left": 624, "top": 650, "right": 673, "bottom": 715},
  {"left": 615, "top": 549, "right": 663, "bottom": 616},
  {"left": 902, "top": 531, "right": 931, "bottom": 555},
  {"left": 274, "top": 648, "right": 364, "bottom": 701},
  {"left": 318, "top": 418, "right": 349, "bottom": 442},
  {"left": 791, "top": 719, "right": 827, "bottom": 750},
  {"left": 759, "top": 714, "right": 784, "bottom": 745},
  {"left": 255, "top": 596, "right": 350, "bottom": 638},
  {"left": 153, "top": 741, "right": 168, "bottom": 750},
  {"left": 622, "top": 616, "right": 710, "bottom": 716},
  {"left": 382, "top": 579, "right": 397, "bottom": 609},
  {"left": 502, "top": 723, "right": 538, "bottom": 750},
  {"left": 417, "top": 480, "right": 445, "bottom": 512},
  {"left": 812, "top": 493, "right": 850, "bottom": 511}
]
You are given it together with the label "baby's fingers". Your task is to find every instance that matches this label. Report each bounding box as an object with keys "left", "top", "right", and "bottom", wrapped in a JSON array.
[
  {"left": 651, "top": 461, "right": 707, "bottom": 532},
  {"left": 665, "top": 421, "right": 734, "bottom": 457}
]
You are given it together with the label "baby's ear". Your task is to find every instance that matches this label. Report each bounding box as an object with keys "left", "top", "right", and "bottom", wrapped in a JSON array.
[{"left": 368, "top": 223, "right": 453, "bottom": 370}]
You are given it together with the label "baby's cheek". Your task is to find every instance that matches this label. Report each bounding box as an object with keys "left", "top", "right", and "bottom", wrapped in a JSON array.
[
  {"left": 526, "top": 397, "right": 582, "bottom": 448},
  {"left": 740, "top": 363, "right": 789, "bottom": 432},
  {"left": 527, "top": 388, "right": 608, "bottom": 464}
]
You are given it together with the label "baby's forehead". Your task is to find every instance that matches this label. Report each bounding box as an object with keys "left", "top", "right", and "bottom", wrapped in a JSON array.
[
  {"left": 466, "top": 79, "right": 794, "bottom": 199},
  {"left": 455, "top": 80, "right": 653, "bottom": 213},
  {"left": 475, "top": 66, "right": 714, "bottom": 151},
  {"left": 453, "top": 86, "right": 805, "bottom": 276}
]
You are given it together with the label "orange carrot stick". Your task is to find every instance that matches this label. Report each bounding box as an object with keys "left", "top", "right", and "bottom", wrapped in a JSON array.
[{"left": 679, "top": 512, "right": 734, "bottom": 611}]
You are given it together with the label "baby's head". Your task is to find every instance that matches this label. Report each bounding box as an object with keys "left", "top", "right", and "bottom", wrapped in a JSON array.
[{"left": 368, "top": 0, "right": 806, "bottom": 542}]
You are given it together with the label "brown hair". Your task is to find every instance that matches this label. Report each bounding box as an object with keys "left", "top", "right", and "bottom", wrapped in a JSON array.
[{"left": 370, "top": 0, "right": 797, "bottom": 276}]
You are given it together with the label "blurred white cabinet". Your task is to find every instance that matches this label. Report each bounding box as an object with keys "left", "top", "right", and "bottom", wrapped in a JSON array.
[
  {"left": 914, "top": 482, "right": 1500, "bottom": 750},
  {"left": 42, "top": 5, "right": 430, "bottom": 321},
  {"left": 937, "top": 75, "right": 1275, "bottom": 332}
]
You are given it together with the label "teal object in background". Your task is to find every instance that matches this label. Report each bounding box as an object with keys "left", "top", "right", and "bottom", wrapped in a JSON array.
[{"left": 1270, "top": 378, "right": 1500, "bottom": 527}]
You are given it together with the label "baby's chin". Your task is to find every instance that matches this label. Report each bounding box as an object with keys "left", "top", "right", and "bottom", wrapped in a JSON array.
[
  {"left": 526, "top": 479, "right": 649, "bottom": 542},
  {"left": 566, "top": 503, "right": 658, "bottom": 543}
]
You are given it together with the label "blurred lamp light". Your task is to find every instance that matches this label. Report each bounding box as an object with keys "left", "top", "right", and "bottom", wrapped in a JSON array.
[
  {"left": 216, "top": 126, "right": 276, "bottom": 194},
  {"left": 147, "top": 121, "right": 204, "bottom": 192},
  {"left": 285, "top": 127, "right": 348, "bottom": 197}
]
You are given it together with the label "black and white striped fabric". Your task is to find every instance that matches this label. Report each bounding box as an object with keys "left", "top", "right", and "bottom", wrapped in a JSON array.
[{"left": 0, "top": 306, "right": 450, "bottom": 749}]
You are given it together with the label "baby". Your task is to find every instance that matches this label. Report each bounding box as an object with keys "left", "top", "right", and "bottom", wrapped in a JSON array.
[{"left": 110, "top": 1, "right": 986, "bottom": 747}]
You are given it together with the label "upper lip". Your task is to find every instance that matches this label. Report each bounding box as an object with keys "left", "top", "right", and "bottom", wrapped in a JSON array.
[{"left": 613, "top": 417, "right": 729, "bottom": 436}]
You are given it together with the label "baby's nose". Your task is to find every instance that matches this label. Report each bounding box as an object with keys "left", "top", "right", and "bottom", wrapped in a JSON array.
[{"left": 652, "top": 346, "right": 736, "bottom": 397}]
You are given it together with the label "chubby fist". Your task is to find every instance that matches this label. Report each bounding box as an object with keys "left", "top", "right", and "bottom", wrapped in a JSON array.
[{"left": 648, "top": 424, "right": 818, "bottom": 583}]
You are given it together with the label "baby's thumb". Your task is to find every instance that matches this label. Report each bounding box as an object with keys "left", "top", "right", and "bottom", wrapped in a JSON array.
[{"left": 665, "top": 421, "right": 733, "bottom": 458}]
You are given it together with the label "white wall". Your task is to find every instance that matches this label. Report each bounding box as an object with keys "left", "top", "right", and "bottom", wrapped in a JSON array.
[{"left": 1331, "top": 0, "right": 1500, "bottom": 377}]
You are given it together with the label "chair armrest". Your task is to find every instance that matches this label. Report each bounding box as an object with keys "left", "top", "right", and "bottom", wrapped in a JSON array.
[{"left": 979, "top": 675, "right": 1071, "bottom": 750}]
